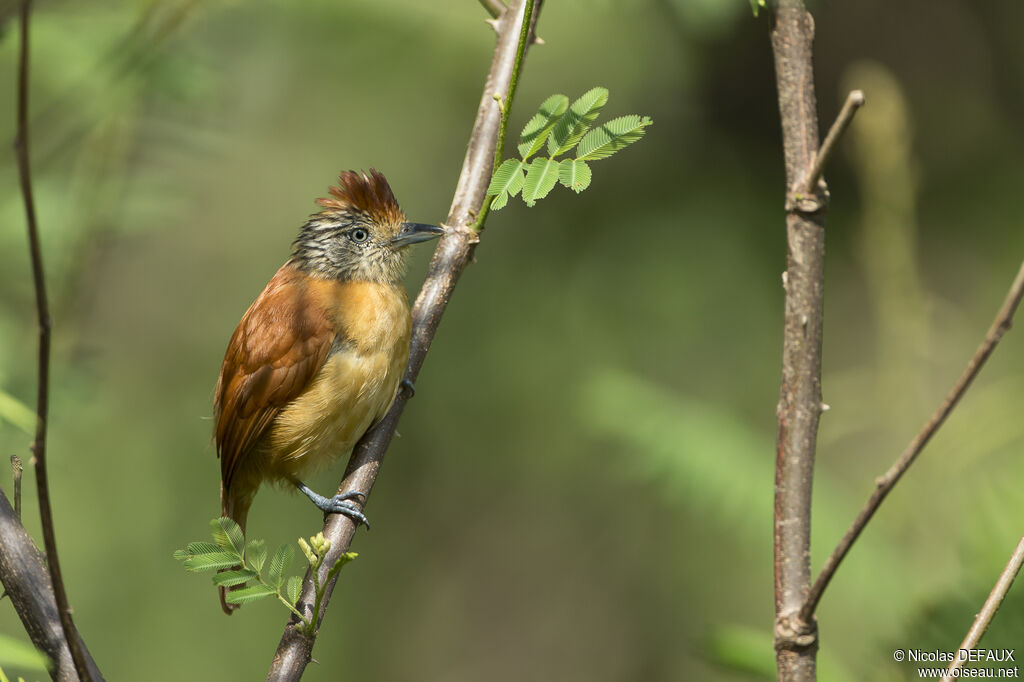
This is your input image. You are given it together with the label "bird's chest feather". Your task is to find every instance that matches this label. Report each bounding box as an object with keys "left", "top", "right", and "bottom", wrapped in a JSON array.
[{"left": 264, "top": 280, "right": 411, "bottom": 477}]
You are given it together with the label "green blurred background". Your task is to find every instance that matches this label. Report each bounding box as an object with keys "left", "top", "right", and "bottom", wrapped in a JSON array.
[{"left": 1, "top": 0, "right": 1023, "bottom": 680}]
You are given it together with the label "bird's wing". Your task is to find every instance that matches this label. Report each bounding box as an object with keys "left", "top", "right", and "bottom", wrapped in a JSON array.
[{"left": 214, "top": 265, "right": 336, "bottom": 491}]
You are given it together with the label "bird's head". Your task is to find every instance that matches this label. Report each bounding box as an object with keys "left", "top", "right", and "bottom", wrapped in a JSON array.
[{"left": 291, "top": 169, "right": 444, "bottom": 283}]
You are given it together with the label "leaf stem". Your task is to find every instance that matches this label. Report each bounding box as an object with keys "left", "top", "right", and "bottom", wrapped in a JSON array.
[{"left": 473, "top": 0, "right": 535, "bottom": 232}]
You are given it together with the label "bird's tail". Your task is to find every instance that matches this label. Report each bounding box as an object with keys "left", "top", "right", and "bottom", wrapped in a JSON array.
[{"left": 219, "top": 484, "right": 252, "bottom": 616}]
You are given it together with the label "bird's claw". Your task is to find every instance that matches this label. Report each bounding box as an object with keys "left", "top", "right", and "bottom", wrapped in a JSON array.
[
  {"left": 295, "top": 482, "right": 371, "bottom": 529},
  {"left": 323, "top": 498, "right": 370, "bottom": 530},
  {"left": 400, "top": 378, "right": 415, "bottom": 398}
]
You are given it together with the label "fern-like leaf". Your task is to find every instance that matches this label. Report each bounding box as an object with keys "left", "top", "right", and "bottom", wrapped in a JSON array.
[
  {"left": 210, "top": 517, "right": 245, "bottom": 555},
  {"left": 487, "top": 159, "right": 525, "bottom": 211},
  {"left": 212, "top": 569, "right": 258, "bottom": 587},
  {"left": 285, "top": 576, "right": 303, "bottom": 606},
  {"left": 557, "top": 159, "right": 592, "bottom": 193},
  {"left": 518, "top": 94, "right": 568, "bottom": 160},
  {"left": 522, "top": 158, "right": 560, "bottom": 207},
  {"left": 575, "top": 115, "right": 653, "bottom": 161},
  {"left": 223, "top": 584, "right": 276, "bottom": 605},
  {"left": 267, "top": 544, "right": 293, "bottom": 588},
  {"left": 246, "top": 539, "right": 267, "bottom": 574},
  {"left": 548, "top": 87, "right": 609, "bottom": 157},
  {"left": 185, "top": 541, "right": 222, "bottom": 556},
  {"left": 182, "top": 552, "right": 240, "bottom": 572}
]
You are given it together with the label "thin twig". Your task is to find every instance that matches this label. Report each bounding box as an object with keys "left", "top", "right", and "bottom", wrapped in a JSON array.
[
  {"left": 802, "top": 90, "right": 865, "bottom": 194},
  {"left": 11, "top": 455, "right": 23, "bottom": 521},
  {"left": 942, "top": 535, "right": 1024, "bottom": 682},
  {"left": 770, "top": 1, "right": 827, "bottom": 680},
  {"left": 15, "top": 3, "right": 94, "bottom": 680},
  {"left": 478, "top": 0, "right": 505, "bottom": 19},
  {"left": 800, "top": 260, "right": 1024, "bottom": 623},
  {"left": 265, "top": 2, "right": 543, "bottom": 678}
]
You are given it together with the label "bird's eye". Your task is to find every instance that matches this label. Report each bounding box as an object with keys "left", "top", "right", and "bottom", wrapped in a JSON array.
[{"left": 350, "top": 228, "right": 369, "bottom": 243}]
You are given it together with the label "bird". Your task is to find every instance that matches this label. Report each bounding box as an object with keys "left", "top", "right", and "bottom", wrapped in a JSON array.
[{"left": 213, "top": 169, "right": 443, "bottom": 614}]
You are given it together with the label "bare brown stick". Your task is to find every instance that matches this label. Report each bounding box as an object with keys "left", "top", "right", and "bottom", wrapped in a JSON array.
[
  {"left": 801, "top": 260, "right": 1024, "bottom": 623},
  {"left": 942, "top": 535, "right": 1024, "bottom": 682},
  {"left": 802, "top": 90, "right": 864, "bottom": 194},
  {"left": 15, "top": 3, "right": 95, "bottom": 681},
  {"left": 265, "top": 1, "right": 544, "bottom": 678},
  {"left": 0, "top": 491, "right": 104, "bottom": 682},
  {"left": 11, "top": 455, "right": 23, "bottom": 520},
  {"left": 770, "top": 1, "right": 831, "bottom": 680}
]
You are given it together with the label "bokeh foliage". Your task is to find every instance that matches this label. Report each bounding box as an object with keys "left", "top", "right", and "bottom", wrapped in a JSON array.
[{"left": 1, "top": 1, "right": 1024, "bottom": 680}]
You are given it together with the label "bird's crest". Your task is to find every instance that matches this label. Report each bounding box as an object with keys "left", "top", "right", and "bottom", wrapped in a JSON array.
[{"left": 316, "top": 169, "right": 405, "bottom": 226}]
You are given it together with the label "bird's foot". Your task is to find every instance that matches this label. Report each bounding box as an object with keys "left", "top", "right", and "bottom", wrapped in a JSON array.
[
  {"left": 400, "top": 377, "right": 415, "bottom": 398},
  {"left": 295, "top": 482, "right": 370, "bottom": 529}
]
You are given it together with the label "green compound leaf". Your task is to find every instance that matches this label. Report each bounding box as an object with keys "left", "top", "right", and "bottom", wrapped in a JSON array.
[
  {"left": 749, "top": 0, "right": 766, "bottom": 17},
  {"left": 518, "top": 94, "right": 569, "bottom": 160},
  {"left": 285, "top": 576, "right": 303, "bottom": 606},
  {"left": 575, "top": 115, "right": 653, "bottom": 161},
  {"left": 267, "top": 544, "right": 294, "bottom": 588},
  {"left": 486, "top": 159, "right": 526, "bottom": 211},
  {"left": 182, "top": 551, "right": 240, "bottom": 572},
  {"left": 212, "top": 569, "right": 257, "bottom": 587},
  {"left": 210, "top": 517, "right": 245, "bottom": 556},
  {"left": 246, "top": 539, "right": 267, "bottom": 574},
  {"left": 558, "top": 159, "right": 592, "bottom": 193},
  {"left": 548, "top": 87, "right": 609, "bottom": 157},
  {"left": 223, "top": 583, "right": 276, "bottom": 605},
  {"left": 185, "top": 542, "right": 222, "bottom": 556},
  {"left": 522, "top": 158, "right": 560, "bottom": 207}
]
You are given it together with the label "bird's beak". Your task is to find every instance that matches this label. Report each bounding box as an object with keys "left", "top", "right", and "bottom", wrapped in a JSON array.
[{"left": 391, "top": 222, "right": 446, "bottom": 247}]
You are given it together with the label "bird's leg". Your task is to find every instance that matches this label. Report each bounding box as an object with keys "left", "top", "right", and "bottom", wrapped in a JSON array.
[
  {"left": 294, "top": 481, "right": 370, "bottom": 529},
  {"left": 400, "top": 377, "right": 416, "bottom": 398}
]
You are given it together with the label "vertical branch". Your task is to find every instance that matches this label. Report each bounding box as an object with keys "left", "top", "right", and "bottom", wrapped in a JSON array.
[
  {"left": 770, "top": 1, "right": 826, "bottom": 680},
  {"left": 266, "top": 1, "right": 543, "bottom": 679},
  {"left": 14, "top": 2, "right": 94, "bottom": 681}
]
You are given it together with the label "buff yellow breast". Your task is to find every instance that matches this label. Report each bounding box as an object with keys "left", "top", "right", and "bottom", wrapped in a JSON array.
[{"left": 262, "top": 279, "right": 411, "bottom": 482}]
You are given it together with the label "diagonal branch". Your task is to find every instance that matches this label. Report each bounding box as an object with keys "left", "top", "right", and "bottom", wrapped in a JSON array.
[
  {"left": 802, "top": 90, "right": 864, "bottom": 195},
  {"left": 801, "top": 260, "right": 1024, "bottom": 623},
  {"left": 942, "top": 535, "right": 1024, "bottom": 682},
  {"left": 266, "top": 1, "right": 543, "bottom": 678},
  {"left": 0, "top": 491, "right": 103, "bottom": 681},
  {"left": 15, "top": 2, "right": 97, "bottom": 681}
]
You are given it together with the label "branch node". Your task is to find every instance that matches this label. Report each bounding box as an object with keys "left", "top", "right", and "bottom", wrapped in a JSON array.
[
  {"left": 785, "top": 182, "right": 829, "bottom": 215},
  {"left": 774, "top": 612, "right": 818, "bottom": 652},
  {"left": 485, "top": 17, "right": 500, "bottom": 33},
  {"left": 445, "top": 222, "right": 481, "bottom": 245}
]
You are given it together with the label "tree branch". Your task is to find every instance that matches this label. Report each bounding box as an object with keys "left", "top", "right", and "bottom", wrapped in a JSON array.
[
  {"left": 770, "top": 1, "right": 832, "bottom": 680},
  {"left": 265, "top": 2, "right": 543, "bottom": 678},
  {"left": 478, "top": 0, "right": 505, "bottom": 19},
  {"left": 15, "top": 2, "right": 96, "bottom": 680},
  {"left": 801, "top": 260, "right": 1024, "bottom": 623},
  {"left": 0, "top": 492, "right": 103, "bottom": 682},
  {"left": 942, "top": 535, "right": 1024, "bottom": 682},
  {"left": 802, "top": 89, "right": 864, "bottom": 195}
]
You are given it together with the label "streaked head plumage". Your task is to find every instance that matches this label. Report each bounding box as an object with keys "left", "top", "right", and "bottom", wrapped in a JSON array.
[
  {"left": 291, "top": 169, "right": 442, "bottom": 284},
  {"left": 315, "top": 169, "right": 406, "bottom": 232}
]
